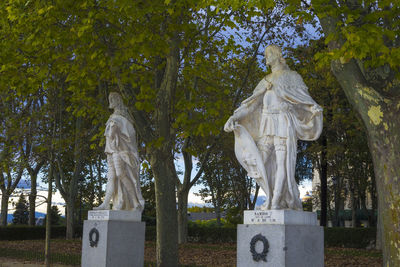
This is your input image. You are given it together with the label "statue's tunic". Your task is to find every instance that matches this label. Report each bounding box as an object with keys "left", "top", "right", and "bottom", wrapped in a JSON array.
[
  {"left": 260, "top": 89, "right": 288, "bottom": 138},
  {"left": 233, "top": 70, "right": 323, "bottom": 210},
  {"left": 105, "top": 114, "right": 144, "bottom": 210}
]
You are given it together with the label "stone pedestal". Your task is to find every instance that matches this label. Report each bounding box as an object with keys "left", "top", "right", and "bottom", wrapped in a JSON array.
[
  {"left": 237, "top": 210, "right": 323, "bottom": 267},
  {"left": 82, "top": 210, "right": 145, "bottom": 267}
]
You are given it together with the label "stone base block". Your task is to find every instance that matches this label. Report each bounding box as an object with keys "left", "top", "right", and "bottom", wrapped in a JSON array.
[
  {"left": 82, "top": 220, "right": 145, "bottom": 267},
  {"left": 237, "top": 224, "right": 323, "bottom": 267}
]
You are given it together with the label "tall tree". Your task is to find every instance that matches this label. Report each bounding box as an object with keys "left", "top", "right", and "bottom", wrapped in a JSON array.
[
  {"left": 0, "top": 89, "right": 27, "bottom": 226},
  {"left": 19, "top": 94, "right": 46, "bottom": 226},
  {"left": 288, "top": 2, "right": 400, "bottom": 263}
]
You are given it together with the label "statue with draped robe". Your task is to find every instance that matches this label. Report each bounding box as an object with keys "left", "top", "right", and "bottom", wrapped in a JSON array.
[{"left": 224, "top": 45, "right": 323, "bottom": 210}]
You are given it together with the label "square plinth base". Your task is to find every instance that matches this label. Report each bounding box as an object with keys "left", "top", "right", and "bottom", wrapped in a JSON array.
[
  {"left": 237, "top": 224, "right": 324, "bottom": 267},
  {"left": 82, "top": 219, "right": 145, "bottom": 267}
]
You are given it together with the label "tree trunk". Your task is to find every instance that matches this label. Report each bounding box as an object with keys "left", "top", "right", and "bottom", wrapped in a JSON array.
[
  {"left": 45, "top": 165, "right": 53, "bottom": 267},
  {"left": 329, "top": 59, "right": 400, "bottom": 264},
  {"left": 368, "top": 127, "right": 400, "bottom": 264},
  {"left": 177, "top": 189, "right": 189, "bottom": 244},
  {"left": 55, "top": 116, "right": 83, "bottom": 240},
  {"left": 97, "top": 156, "right": 104, "bottom": 204},
  {"left": 333, "top": 183, "right": 341, "bottom": 227},
  {"left": 150, "top": 151, "right": 178, "bottom": 267},
  {"left": 215, "top": 203, "right": 221, "bottom": 226},
  {"left": 27, "top": 160, "right": 43, "bottom": 226},
  {"left": 65, "top": 201, "right": 75, "bottom": 239},
  {"left": 350, "top": 188, "right": 356, "bottom": 228},
  {"left": 376, "top": 202, "right": 382, "bottom": 250},
  {"left": 318, "top": 11, "right": 400, "bottom": 263},
  {"left": 320, "top": 135, "right": 328, "bottom": 226},
  {"left": 210, "top": 188, "right": 221, "bottom": 226},
  {"left": 0, "top": 193, "right": 9, "bottom": 226},
  {"left": 370, "top": 174, "right": 377, "bottom": 228},
  {"left": 29, "top": 174, "right": 37, "bottom": 226}
]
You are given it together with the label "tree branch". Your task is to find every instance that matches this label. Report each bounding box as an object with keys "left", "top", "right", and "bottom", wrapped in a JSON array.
[
  {"left": 55, "top": 157, "right": 67, "bottom": 200},
  {"left": 189, "top": 142, "right": 216, "bottom": 188}
]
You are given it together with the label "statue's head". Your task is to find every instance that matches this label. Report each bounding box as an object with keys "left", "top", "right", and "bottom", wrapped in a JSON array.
[
  {"left": 109, "top": 92, "right": 124, "bottom": 110},
  {"left": 264, "top": 45, "right": 286, "bottom": 67}
]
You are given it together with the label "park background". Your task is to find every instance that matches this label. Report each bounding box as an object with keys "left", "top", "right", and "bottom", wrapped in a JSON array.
[{"left": 0, "top": 0, "right": 399, "bottom": 266}]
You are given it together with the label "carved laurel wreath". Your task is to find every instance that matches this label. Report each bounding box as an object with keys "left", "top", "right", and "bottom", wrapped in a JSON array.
[
  {"left": 250, "top": 233, "right": 269, "bottom": 262},
  {"left": 89, "top": 228, "right": 100, "bottom": 247}
]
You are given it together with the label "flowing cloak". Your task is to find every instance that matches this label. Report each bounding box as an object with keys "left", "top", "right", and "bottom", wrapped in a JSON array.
[
  {"left": 105, "top": 114, "right": 144, "bottom": 210},
  {"left": 233, "top": 70, "right": 323, "bottom": 210}
]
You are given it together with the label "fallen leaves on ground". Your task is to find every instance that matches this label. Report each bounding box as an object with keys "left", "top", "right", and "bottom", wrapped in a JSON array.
[{"left": 0, "top": 240, "right": 382, "bottom": 266}]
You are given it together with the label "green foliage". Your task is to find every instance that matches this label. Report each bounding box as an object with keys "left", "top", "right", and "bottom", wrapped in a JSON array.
[
  {"left": 44, "top": 206, "right": 61, "bottom": 226},
  {"left": 287, "top": 0, "right": 400, "bottom": 71},
  {"left": 224, "top": 207, "right": 243, "bottom": 226},
  {"left": 188, "top": 218, "right": 229, "bottom": 227},
  {"left": 12, "top": 194, "right": 29, "bottom": 225},
  {"left": 187, "top": 206, "right": 215, "bottom": 213},
  {"left": 0, "top": 0, "right": 341, "bottom": 261}
]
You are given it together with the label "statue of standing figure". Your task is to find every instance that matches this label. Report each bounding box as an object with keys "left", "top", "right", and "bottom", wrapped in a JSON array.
[
  {"left": 95, "top": 92, "right": 145, "bottom": 211},
  {"left": 224, "top": 45, "right": 323, "bottom": 210}
]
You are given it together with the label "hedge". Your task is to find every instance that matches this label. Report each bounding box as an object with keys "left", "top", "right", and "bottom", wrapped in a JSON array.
[
  {"left": 324, "top": 227, "right": 376, "bottom": 248},
  {"left": 187, "top": 225, "right": 236, "bottom": 243},
  {"left": 0, "top": 225, "right": 376, "bottom": 249},
  {"left": 147, "top": 225, "right": 376, "bottom": 248},
  {"left": 0, "top": 225, "right": 82, "bottom": 240}
]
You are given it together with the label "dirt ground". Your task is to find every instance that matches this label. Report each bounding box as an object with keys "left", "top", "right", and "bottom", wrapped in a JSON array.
[
  {"left": 0, "top": 257, "right": 72, "bottom": 267},
  {"left": 0, "top": 239, "right": 382, "bottom": 266}
]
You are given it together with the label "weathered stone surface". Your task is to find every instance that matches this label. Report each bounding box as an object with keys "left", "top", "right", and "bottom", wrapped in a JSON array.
[
  {"left": 237, "top": 224, "right": 324, "bottom": 267},
  {"left": 82, "top": 219, "right": 145, "bottom": 267},
  {"left": 88, "top": 210, "right": 141, "bottom": 222},
  {"left": 243, "top": 210, "right": 317, "bottom": 225}
]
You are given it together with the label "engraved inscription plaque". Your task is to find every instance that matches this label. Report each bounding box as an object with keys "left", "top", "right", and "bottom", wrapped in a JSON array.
[{"left": 88, "top": 210, "right": 110, "bottom": 220}]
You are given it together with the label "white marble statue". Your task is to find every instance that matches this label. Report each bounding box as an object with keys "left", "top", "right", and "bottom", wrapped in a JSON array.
[
  {"left": 224, "top": 45, "right": 323, "bottom": 210},
  {"left": 95, "top": 92, "right": 144, "bottom": 211}
]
